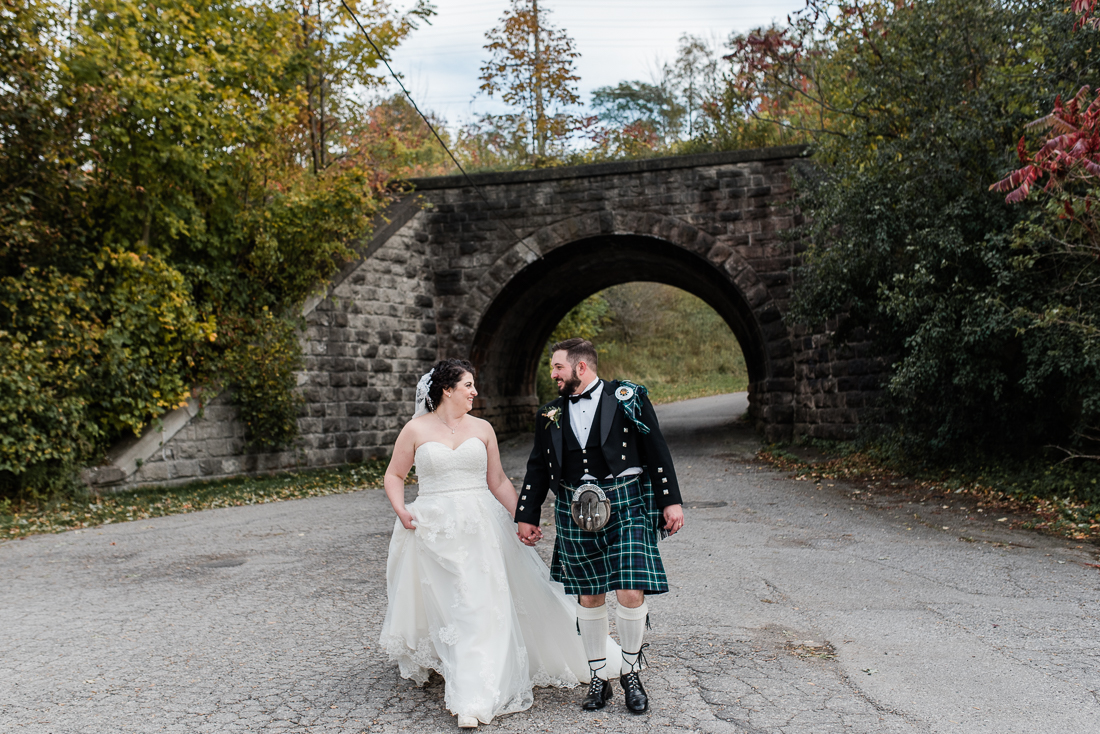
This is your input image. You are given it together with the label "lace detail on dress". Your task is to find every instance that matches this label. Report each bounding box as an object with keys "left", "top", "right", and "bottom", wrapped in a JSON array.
[
  {"left": 412, "top": 438, "right": 488, "bottom": 495},
  {"left": 379, "top": 438, "right": 595, "bottom": 724},
  {"left": 379, "top": 632, "right": 440, "bottom": 686},
  {"left": 436, "top": 624, "right": 460, "bottom": 646}
]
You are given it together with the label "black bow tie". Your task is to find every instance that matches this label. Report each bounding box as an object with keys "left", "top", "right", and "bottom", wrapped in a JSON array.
[{"left": 568, "top": 387, "right": 598, "bottom": 403}]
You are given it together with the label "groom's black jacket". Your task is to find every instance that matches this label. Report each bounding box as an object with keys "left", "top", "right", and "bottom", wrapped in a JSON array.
[{"left": 514, "top": 379, "right": 681, "bottom": 526}]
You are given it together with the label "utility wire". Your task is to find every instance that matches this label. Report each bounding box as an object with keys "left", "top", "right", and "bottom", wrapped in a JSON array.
[{"left": 338, "top": 0, "right": 541, "bottom": 262}]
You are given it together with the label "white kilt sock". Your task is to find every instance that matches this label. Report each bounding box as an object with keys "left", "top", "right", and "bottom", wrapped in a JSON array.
[
  {"left": 617, "top": 601, "right": 649, "bottom": 673},
  {"left": 576, "top": 603, "right": 610, "bottom": 680}
]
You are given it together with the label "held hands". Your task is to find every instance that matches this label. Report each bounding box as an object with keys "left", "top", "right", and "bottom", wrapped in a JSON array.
[
  {"left": 517, "top": 521, "right": 542, "bottom": 546},
  {"left": 663, "top": 504, "right": 685, "bottom": 535}
]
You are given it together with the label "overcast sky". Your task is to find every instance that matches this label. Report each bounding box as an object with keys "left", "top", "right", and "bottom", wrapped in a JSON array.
[{"left": 384, "top": 0, "right": 807, "bottom": 126}]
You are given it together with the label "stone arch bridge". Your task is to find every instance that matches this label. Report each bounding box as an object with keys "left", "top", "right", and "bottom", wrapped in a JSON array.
[{"left": 91, "top": 146, "right": 883, "bottom": 489}]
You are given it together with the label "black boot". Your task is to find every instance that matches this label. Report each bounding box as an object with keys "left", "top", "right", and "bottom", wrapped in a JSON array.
[
  {"left": 581, "top": 676, "right": 613, "bottom": 711},
  {"left": 620, "top": 670, "right": 648, "bottom": 713},
  {"left": 620, "top": 645, "right": 650, "bottom": 714}
]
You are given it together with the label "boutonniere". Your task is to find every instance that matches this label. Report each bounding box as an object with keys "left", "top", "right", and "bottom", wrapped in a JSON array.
[{"left": 542, "top": 406, "right": 562, "bottom": 429}]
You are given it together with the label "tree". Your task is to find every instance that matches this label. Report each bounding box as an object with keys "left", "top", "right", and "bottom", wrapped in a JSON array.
[
  {"left": 672, "top": 34, "right": 720, "bottom": 139},
  {"left": 590, "top": 79, "right": 685, "bottom": 148},
  {"left": 754, "top": 0, "right": 1100, "bottom": 455},
  {"left": 0, "top": 0, "right": 431, "bottom": 497},
  {"left": 479, "top": 0, "right": 580, "bottom": 164},
  {"left": 293, "top": 0, "right": 434, "bottom": 174}
]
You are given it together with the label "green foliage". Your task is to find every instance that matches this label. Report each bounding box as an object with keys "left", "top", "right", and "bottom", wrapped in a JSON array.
[
  {"left": 590, "top": 80, "right": 685, "bottom": 148},
  {"left": 221, "top": 311, "right": 304, "bottom": 450},
  {"left": 597, "top": 283, "right": 748, "bottom": 404},
  {"left": 0, "top": 271, "right": 97, "bottom": 491},
  {"left": 0, "top": 254, "right": 210, "bottom": 495},
  {"left": 778, "top": 0, "right": 1100, "bottom": 456},
  {"left": 90, "top": 249, "right": 214, "bottom": 433},
  {"left": 535, "top": 284, "right": 748, "bottom": 405},
  {"left": 0, "top": 0, "right": 430, "bottom": 499}
]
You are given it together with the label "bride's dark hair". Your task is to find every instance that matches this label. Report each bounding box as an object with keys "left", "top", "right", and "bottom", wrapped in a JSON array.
[{"left": 427, "top": 359, "right": 475, "bottom": 410}]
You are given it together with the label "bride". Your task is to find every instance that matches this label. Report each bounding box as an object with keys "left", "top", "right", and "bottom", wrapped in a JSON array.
[{"left": 378, "top": 359, "right": 615, "bottom": 728}]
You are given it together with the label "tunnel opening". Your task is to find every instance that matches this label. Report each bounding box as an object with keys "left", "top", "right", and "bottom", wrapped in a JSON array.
[
  {"left": 531, "top": 282, "right": 749, "bottom": 407},
  {"left": 469, "top": 234, "right": 772, "bottom": 432}
]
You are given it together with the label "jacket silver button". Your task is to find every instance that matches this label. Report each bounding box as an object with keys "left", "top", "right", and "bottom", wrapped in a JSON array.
[
  {"left": 621, "top": 455, "right": 626, "bottom": 460},
  {"left": 519, "top": 505, "right": 525, "bottom": 510},
  {"left": 624, "top": 428, "right": 628, "bottom": 433},
  {"left": 657, "top": 467, "right": 663, "bottom": 473},
  {"left": 663, "top": 490, "right": 669, "bottom": 495},
  {"left": 622, "top": 442, "right": 627, "bottom": 448},
  {"left": 521, "top": 495, "right": 526, "bottom": 500},
  {"left": 662, "top": 477, "right": 668, "bottom": 483}
]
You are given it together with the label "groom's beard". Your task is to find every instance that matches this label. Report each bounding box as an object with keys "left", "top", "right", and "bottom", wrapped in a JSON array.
[{"left": 557, "top": 367, "right": 581, "bottom": 398}]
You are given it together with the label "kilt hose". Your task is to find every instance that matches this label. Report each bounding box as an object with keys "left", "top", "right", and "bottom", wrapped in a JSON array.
[{"left": 550, "top": 474, "right": 669, "bottom": 596}]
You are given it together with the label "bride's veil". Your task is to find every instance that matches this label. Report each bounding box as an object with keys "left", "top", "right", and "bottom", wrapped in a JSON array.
[{"left": 413, "top": 370, "right": 434, "bottom": 418}]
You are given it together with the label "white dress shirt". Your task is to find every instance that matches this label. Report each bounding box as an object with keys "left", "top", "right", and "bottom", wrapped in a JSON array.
[
  {"left": 568, "top": 380, "right": 642, "bottom": 481},
  {"left": 568, "top": 380, "right": 602, "bottom": 447}
]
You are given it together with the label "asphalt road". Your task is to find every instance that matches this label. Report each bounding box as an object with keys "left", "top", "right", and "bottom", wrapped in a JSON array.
[{"left": 2, "top": 392, "right": 1098, "bottom": 733}]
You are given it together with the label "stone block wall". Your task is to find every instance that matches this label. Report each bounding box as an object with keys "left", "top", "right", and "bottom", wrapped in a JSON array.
[
  {"left": 115, "top": 217, "right": 438, "bottom": 488},
  {"left": 788, "top": 324, "right": 889, "bottom": 441}
]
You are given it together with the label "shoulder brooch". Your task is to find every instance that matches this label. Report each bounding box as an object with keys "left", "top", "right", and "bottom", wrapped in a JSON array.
[{"left": 614, "top": 380, "right": 651, "bottom": 435}]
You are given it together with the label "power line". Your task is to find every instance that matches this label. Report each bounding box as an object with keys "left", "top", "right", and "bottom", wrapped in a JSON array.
[{"left": 334, "top": 0, "right": 541, "bottom": 264}]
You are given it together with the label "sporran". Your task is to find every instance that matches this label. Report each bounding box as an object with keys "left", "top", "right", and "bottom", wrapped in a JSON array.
[{"left": 570, "top": 483, "right": 612, "bottom": 531}]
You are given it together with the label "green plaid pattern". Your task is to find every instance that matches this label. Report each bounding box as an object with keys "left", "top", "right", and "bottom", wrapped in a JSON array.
[{"left": 550, "top": 475, "right": 669, "bottom": 595}]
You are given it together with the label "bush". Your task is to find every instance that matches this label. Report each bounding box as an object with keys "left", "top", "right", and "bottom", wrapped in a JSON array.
[
  {"left": 774, "top": 0, "right": 1100, "bottom": 456},
  {"left": 221, "top": 311, "right": 305, "bottom": 451},
  {"left": 0, "top": 0, "right": 430, "bottom": 499}
]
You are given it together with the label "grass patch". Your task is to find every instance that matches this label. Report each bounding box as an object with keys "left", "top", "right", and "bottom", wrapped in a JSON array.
[
  {"left": 1, "top": 460, "right": 388, "bottom": 542},
  {"left": 537, "top": 283, "right": 748, "bottom": 405},
  {"left": 758, "top": 443, "right": 1100, "bottom": 544}
]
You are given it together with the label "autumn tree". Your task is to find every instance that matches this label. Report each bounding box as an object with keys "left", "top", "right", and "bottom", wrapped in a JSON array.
[
  {"left": 479, "top": 0, "right": 580, "bottom": 164},
  {"left": 588, "top": 77, "right": 685, "bottom": 155},
  {"left": 758, "top": 0, "right": 1100, "bottom": 456},
  {"left": 0, "top": 0, "right": 431, "bottom": 497},
  {"left": 294, "top": 0, "right": 433, "bottom": 174}
]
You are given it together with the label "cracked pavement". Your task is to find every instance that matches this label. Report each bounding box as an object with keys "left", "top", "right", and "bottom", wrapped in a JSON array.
[{"left": 2, "top": 393, "right": 1098, "bottom": 733}]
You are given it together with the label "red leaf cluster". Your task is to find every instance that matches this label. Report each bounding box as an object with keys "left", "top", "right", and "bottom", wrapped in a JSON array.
[
  {"left": 990, "top": 86, "right": 1100, "bottom": 203},
  {"left": 1072, "top": 0, "right": 1099, "bottom": 30}
]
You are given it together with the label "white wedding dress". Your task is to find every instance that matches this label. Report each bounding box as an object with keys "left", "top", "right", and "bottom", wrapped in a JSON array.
[{"left": 379, "top": 437, "right": 616, "bottom": 724}]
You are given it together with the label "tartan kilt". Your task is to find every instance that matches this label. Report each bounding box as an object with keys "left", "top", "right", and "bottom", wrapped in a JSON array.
[{"left": 550, "top": 474, "right": 669, "bottom": 595}]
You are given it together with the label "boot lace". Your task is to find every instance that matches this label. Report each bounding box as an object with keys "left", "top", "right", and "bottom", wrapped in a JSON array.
[{"left": 622, "top": 642, "right": 649, "bottom": 675}]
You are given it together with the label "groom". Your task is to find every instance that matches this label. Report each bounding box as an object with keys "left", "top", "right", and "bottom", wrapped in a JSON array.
[{"left": 516, "top": 338, "right": 685, "bottom": 715}]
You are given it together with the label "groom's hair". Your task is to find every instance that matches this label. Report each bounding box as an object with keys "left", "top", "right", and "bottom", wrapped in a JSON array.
[{"left": 550, "top": 338, "right": 597, "bottom": 371}]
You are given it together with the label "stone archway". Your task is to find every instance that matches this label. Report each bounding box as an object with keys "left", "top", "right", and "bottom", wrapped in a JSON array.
[{"left": 468, "top": 230, "right": 780, "bottom": 434}]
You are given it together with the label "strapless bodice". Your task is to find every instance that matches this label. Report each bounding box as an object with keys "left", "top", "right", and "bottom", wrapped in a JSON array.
[{"left": 414, "top": 438, "right": 489, "bottom": 495}]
